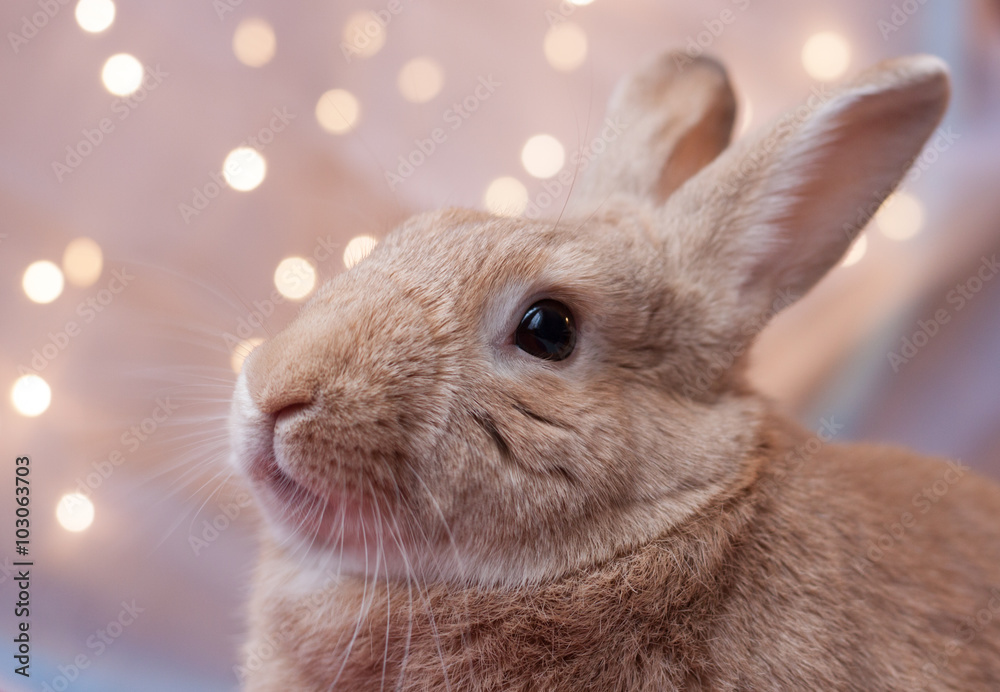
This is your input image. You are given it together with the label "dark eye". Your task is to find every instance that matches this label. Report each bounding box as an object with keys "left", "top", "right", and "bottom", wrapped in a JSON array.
[{"left": 515, "top": 299, "right": 577, "bottom": 361}]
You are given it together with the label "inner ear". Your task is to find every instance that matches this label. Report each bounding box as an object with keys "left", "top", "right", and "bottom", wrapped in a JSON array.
[
  {"left": 568, "top": 52, "right": 737, "bottom": 214},
  {"left": 656, "top": 83, "right": 738, "bottom": 202}
]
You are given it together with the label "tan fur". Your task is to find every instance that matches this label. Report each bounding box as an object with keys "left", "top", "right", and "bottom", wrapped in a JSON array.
[{"left": 230, "top": 52, "right": 1000, "bottom": 690}]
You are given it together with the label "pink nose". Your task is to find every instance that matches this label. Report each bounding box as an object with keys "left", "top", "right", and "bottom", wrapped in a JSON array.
[{"left": 242, "top": 329, "right": 318, "bottom": 418}]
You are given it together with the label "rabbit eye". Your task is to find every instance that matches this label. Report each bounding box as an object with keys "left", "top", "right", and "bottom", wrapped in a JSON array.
[{"left": 515, "top": 300, "right": 577, "bottom": 361}]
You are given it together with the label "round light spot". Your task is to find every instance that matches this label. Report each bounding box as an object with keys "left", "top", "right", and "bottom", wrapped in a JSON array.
[
  {"left": 12, "top": 375, "right": 51, "bottom": 417},
  {"left": 63, "top": 238, "right": 103, "bottom": 287},
  {"left": 23, "top": 261, "right": 64, "bottom": 304},
  {"left": 342, "top": 11, "right": 386, "bottom": 59},
  {"left": 568, "top": 0, "right": 595, "bottom": 5},
  {"left": 544, "top": 22, "right": 588, "bottom": 72},
  {"left": 222, "top": 147, "right": 267, "bottom": 192},
  {"left": 521, "top": 134, "right": 565, "bottom": 179},
  {"left": 876, "top": 192, "right": 925, "bottom": 241},
  {"left": 484, "top": 176, "right": 528, "bottom": 216},
  {"left": 316, "top": 89, "right": 360, "bottom": 134},
  {"left": 343, "top": 235, "right": 378, "bottom": 269},
  {"left": 56, "top": 493, "right": 95, "bottom": 532},
  {"left": 233, "top": 17, "right": 276, "bottom": 67},
  {"left": 230, "top": 337, "right": 265, "bottom": 374},
  {"left": 75, "top": 0, "right": 115, "bottom": 33},
  {"left": 841, "top": 233, "right": 868, "bottom": 267},
  {"left": 801, "top": 32, "right": 851, "bottom": 81},
  {"left": 274, "top": 257, "right": 317, "bottom": 300},
  {"left": 398, "top": 57, "right": 444, "bottom": 103},
  {"left": 101, "top": 53, "right": 144, "bottom": 96}
]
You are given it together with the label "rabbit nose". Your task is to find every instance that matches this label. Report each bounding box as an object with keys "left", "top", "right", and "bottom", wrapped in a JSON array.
[{"left": 241, "top": 330, "right": 319, "bottom": 419}]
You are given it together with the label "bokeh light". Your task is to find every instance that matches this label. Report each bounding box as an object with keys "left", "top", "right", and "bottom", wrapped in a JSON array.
[
  {"left": 75, "top": 0, "right": 115, "bottom": 33},
  {"left": 484, "top": 176, "right": 528, "bottom": 216},
  {"left": 230, "top": 337, "right": 265, "bottom": 374},
  {"left": 544, "top": 22, "right": 588, "bottom": 72},
  {"left": 274, "top": 257, "right": 317, "bottom": 300},
  {"left": 233, "top": 18, "right": 276, "bottom": 67},
  {"left": 23, "top": 261, "right": 65, "bottom": 304},
  {"left": 343, "top": 235, "right": 378, "bottom": 269},
  {"left": 56, "top": 493, "right": 95, "bottom": 532},
  {"left": 342, "top": 11, "right": 386, "bottom": 59},
  {"left": 316, "top": 89, "right": 360, "bottom": 134},
  {"left": 841, "top": 233, "right": 868, "bottom": 267},
  {"left": 63, "top": 237, "right": 104, "bottom": 287},
  {"left": 222, "top": 147, "right": 267, "bottom": 192},
  {"left": 101, "top": 53, "right": 144, "bottom": 96},
  {"left": 12, "top": 375, "right": 51, "bottom": 417},
  {"left": 801, "top": 32, "right": 851, "bottom": 81},
  {"left": 876, "top": 192, "right": 925, "bottom": 241},
  {"left": 398, "top": 57, "right": 445, "bottom": 103},
  {"left": 521, "top": 134, "right": 565, "bottom": 179}
]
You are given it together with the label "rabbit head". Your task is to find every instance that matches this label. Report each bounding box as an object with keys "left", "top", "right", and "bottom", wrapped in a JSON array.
[{"left": 229, "top": 52, "right": 949, "bottom": 588}]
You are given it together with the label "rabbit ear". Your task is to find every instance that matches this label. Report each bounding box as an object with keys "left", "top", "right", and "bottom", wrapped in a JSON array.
[
  {"left": 665, "top": 54, "right": 950, "bottom": 325},
  {"left": 569, "top": 52, "right": 737, "bottom": 212}
]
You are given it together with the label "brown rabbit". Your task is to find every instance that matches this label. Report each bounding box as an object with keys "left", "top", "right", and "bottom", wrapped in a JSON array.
[{"left": 230, "top": 51, "right": 1000, "bottom": 690}]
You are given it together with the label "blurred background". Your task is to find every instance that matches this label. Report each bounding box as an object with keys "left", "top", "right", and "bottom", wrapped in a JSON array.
[{"left": 1, "top": 0, "right": 998, "bottom": 689}]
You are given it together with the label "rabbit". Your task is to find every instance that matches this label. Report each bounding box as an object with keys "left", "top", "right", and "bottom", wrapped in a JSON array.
[{"left": 229, "top": 50, "right": 1000, "bottom": 691}]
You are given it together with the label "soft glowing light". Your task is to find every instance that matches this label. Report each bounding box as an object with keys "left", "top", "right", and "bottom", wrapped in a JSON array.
[
  {"left": 484, "top": 176, "right": 528, "bottom": 216},
  {"left": 222, "top": 147, "right": 267, "bottom": 191},
  {"left": 544, "top": 22, "right": 588, "bottom": 72},
  {"left": 274, "top": 257, "right": 317, "bottom": 300},
  {"left": 63, "top": 238, "right": 103, "bottom": 287},
  {"left": 876, "top": 192, "right": 925, "bottom": 241},
  {"left": 75, "top": 0, "right": 115, "bottom": 33},
  {"left": 342, "top": 11, "right": 386, "bottom": 59},
  {"left": 101, "top": 53, "right": 144, "bottom": 96},
  {"left": 398, "top": 57, "right": 444, "bottom": 103},
  {"left": 12, "top": 375, "right": 51, "bottom": 417},
  {"left": 841, "top": 233, "right": 868, "bottom": 267},
  {"left": 233, "top": 18, "right": 276, "bottom": 67},
  {"left": 56, "top": 493, "right": 95, "bottom": 532},
  {"left": 801, "top": 32, "right": 851, "bottom": 81},
  {"left": 568, "top": 0, "right": 595, "bottom": 5},
  {"left": 23, "top": 261, "right": 64, "bottom": 304},
  {"left": 343, "top": 235, "right": 378, "bottom": 269},
  {"left": 521, "top": 134, "right": 565, "bottom": 179},
  {"left": 316, "top": 89, "right": 360, "bottom": 134},
  {"left": 230, "top": 337, "right": 265, "bottom": 374},
  {"left": 737, "top": 96, "right": 753, "bottom": 138}
]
